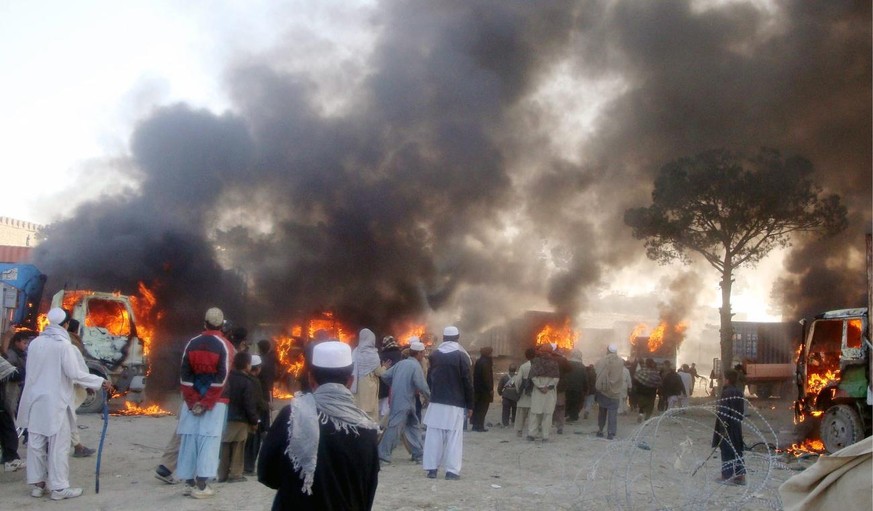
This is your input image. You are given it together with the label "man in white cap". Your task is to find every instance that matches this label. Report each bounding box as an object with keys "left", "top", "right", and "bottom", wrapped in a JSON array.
[
  {"left": 16, "top": 307, "right": 111, "bottom": 500},
  {"left": 378, "top": 338, "right": 430, "bottom": 464},
  {"left": 259, "top": 340, "right": 380, "bottom": 510},
  {"left": 594, "top": 343, "right": 625, "bottom": 440},
  {"left": 422, "top": 326, "right": 473, "bottom": 480},
  {"left": 244, "top": 353, "right": 269, "bottom": 475},
  {"left": 176, "top": 307, "right": 233, "bottom": 498}
]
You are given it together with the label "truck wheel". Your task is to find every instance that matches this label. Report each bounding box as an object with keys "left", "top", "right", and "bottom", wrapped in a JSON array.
[
  {"left": 755, "top": 384, "right": 773, "bottom": 399},
  {"left": 77, "top": 387, "right": 106, "bottom": 414},
  {"left": 821, "top": 404, "right": 864, "bottom": 453}
]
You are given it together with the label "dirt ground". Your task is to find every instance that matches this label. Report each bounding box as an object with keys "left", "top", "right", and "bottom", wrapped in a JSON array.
[{"left": 0, "top": 394, "right": 813, "bottom": 510}]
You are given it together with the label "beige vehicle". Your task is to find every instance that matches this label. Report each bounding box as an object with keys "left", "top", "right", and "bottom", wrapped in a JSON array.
[{"left": 51, "top": 290, "right": 147, "bottom": 412}]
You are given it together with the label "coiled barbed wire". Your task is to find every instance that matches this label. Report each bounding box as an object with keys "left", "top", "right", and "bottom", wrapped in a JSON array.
[{"left": 573, "top": 397, "right": 792, "bottom": 510}]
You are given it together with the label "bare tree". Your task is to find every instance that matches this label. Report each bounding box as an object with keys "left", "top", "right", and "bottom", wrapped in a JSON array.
[{"left": 624, "top": 148, "right": 847, "bottom": 371}]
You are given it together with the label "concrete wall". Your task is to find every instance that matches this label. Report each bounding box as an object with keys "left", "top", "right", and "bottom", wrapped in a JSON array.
[{"left": 0, "top": 217, "right": 41, "bottom": 247}]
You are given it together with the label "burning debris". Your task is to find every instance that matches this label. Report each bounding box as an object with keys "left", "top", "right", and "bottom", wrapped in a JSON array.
[
  {"left": 780, "top": 439, "right": 826, "bottom": 458},
  {"left": 629, "top": 320, "right": 688, "bottom": 364},
  {"left": 110, "top": 401, "right": 173, "bottom": 418},
  {"left": 270, "top": 311, "right": 355, "bottom": 399},
  {"left": 535, "top": 318, "right": 579, "bottom": 351}
]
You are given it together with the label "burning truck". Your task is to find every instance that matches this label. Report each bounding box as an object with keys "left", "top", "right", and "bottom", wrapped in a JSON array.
[
  {"left": 794, "top": 308, "right": 871, "bottom": 453},
  {"left": 51, "top": 288, "right": 150, "bottom": 412},
  {"left": 629, "top": 322, "right": 686, "bottom": 368}
]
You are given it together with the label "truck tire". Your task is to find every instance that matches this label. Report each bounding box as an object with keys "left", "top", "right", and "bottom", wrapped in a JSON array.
[
  {"left": 821, "top": 404, "right": 864, "bottom": 453},
  {"left": 755, "top": 384, "right": 773, "bottom": 399},
  {"left": 77, "top": 386, "right": 106, "bottom": 414}
]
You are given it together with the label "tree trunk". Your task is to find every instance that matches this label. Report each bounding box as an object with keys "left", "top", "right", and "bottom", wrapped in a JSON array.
[{"left": 718, "top": 264, "right": 734, "bottom": 386}]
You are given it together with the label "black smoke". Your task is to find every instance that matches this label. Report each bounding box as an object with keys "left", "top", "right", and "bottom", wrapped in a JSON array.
[{"left": 34, "top": 0, "right": 870, "bottom": 350}]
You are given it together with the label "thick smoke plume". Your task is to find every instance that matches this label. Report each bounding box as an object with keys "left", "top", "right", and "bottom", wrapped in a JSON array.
[{"left": 34, "top": 0, "right": 870, "bottom": 352}]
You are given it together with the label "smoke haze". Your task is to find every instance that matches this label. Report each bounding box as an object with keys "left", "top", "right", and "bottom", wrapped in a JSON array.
[{"left": 34, "top": 1, "right": 870, "bottom": 347}]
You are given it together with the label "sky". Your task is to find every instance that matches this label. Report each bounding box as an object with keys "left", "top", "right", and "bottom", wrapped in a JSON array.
[{"left": 1, "top": 1, "right": 870, "bottom": 360}]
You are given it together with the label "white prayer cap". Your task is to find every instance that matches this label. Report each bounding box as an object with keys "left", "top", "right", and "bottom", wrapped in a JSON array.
[
  {"left": 607, "top": 343, "right": 618, "bottom": 353},
  {"left": 47, "top": 307, "right": 67, "bottom": 325},
  {"left": 443, "top": 326, "right": 459, "bottom": 337},
  {"left": 312, "top": 341, "right": 353, "bottom": 368},
  {"left": 204, "top": 307, "right": 224, "bottom": 328},
  {"left": 410, "top": 341, "right": 426, "bottom": 352},
  {"left": 251, "top": 355, "right": 262, "bottom": 367},
  {"left": 408, "top": 336, "right": 420, "bottom": 344}
]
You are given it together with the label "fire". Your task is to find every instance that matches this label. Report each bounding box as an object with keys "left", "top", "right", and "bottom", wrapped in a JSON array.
[
  {"left": 130, "top": 281, "right": 164, "bottom": 357},
  {"left": 649, "top": 321, "right": 687, "bottom": 352},
  {"left": 628, "top": 323, "right": 647, "bottom": 343},
  {"left": 37, "top": 313, "right": 48, "bottom": 332},
  {"left": 536, "top": 319, "right": 579, "bottom": 350},
  {"left": 630, "top": 321, "right": 688, "bottom": 352},
  {"left": 396, "top": 323, "right": 427, "bottom": 344},
  {"left": 784, "top": 438, "right": 826, "bottom": 457},
  {"left": 58, "top": 290, "right": 132, "bottom": 337},
  {"left": 303, "top": 311, "right": 352, "bottom": 342},
  {"left": 110, "top": 401, "right": 172, "bottom": 417},
  {"left": 807, "top": 369, "right": 840, "bottom": 396}
]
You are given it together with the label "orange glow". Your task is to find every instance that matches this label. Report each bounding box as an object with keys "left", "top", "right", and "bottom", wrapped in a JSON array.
[
  {"left": 306, "top": 311, "right": 352, "bottom": 342},
  {"left": 785, "top": 438, "right": 825, "bottom": 457},
  {"left": 130, "top": 281, "right": 163, "bottom": 357},
  {"left": 396, "top": 323, "right": 427, "bottom": 345},
  {"left": 535, "top": 319, "right": 579, "bottom": 350},
  {"left": 271, "top": 312, "right": 353, "bottom": 397},
  {"left": 807, "top": 369, "right": 840, "bottom": 396},
  {"left": 36, "top": 313, "right": 48, "bottom": 332},
  {"left": 84, "top": 299, "right": 132, "bottom": 336},
  {"left": 630, "top": 321, "right": 688, "bottom": 353},
  {"left": 649, "top": 321, "right": 687, "bottom": 352},
  {"left": 628, "top": 323, "right": 647, "bottom": 344},
  {"left": 110, "top": 401, "right": 172, "bottom": 417}
]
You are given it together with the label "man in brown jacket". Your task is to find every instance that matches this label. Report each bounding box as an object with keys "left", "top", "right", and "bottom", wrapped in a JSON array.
[{"left": 594, "top": 344, "right": 624, "bottom": 440}]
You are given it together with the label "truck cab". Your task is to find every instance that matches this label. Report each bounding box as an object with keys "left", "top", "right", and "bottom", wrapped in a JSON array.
[
  {"left": 0, "top": 263, "right": 46, "bottom": 338},
  {"left": 796, "top": 308, "right": 871, "bottom": 452},
  {"left": 51, "top": 290, "right": 147, "bottom": 412}
]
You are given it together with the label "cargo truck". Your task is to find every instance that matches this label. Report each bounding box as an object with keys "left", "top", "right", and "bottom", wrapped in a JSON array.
[{"left": 732, "top": 321, "right": 798, "bottom": 398}]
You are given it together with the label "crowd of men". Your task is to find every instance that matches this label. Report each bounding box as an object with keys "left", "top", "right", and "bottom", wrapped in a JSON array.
[{"left": 0, "top": 307, "right": 746, "bottom": 509}]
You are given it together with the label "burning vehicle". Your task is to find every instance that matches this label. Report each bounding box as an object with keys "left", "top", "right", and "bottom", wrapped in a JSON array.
[
  {"left": 51, "top": 289, "right": 148, "bottom": 412},
  {"left": 795, "top": 307, "right": 871, "bottom": 453},
  {"left": 629, "top": 322, "right": 686, "bottom": 368}
]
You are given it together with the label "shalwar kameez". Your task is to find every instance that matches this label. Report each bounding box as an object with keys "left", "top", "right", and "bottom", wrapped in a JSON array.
[{"left": 17, "top": 310, "right": 105, "bottom": 497}]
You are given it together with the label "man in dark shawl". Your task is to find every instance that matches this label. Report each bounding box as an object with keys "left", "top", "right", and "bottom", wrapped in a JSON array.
[
  {"left": 712, "top": 368, "right": 746, "bottom": 486},
  {"left": 633, "top": 358, "right": 662, "bottom": 422},
  {"left": 258, "top": 341, "right": 380, "bottom": 510}
]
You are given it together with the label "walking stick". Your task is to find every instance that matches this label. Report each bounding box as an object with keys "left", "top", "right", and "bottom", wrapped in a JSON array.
[
  {"left": 95, "top": 390, "right": 109, "bottom": 494},
  {"left": 691, "top": 446, "right": 719, "bottom": 477}
]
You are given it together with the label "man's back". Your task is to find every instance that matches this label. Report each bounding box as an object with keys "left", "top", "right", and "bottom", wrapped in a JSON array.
[
  {"left": 428, "top": 349, "right": 473, "bottom": 409},
  {"left": 383, "top": 358, "right": 428, "bottom": 411},
  {"left": 259, "top": 405, "right": 380, "bottom": 510}
]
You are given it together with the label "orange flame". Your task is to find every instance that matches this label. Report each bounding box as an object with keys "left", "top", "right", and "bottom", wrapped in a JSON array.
[
  {"left": 807, "top": 369, "right": 840, "bottom": 396},
  {"left": 130, "top": 281, "right": 163, "bottom": 358},
  {"left": 271, "top": 312, "right": 354, "bottom": 397},
  {"left": 110, "top": 401, "right": 172, "bottom": 417},
  {"left": 396, "top": 323, "right": 427, "bottom": 345},
  {"left": 535, "top": 319, "right": 579, "bottom": 350},
  {"left": 628, "top": 323, "right": 647, "bottom": 344},
  {"left": 36, "top": 313, "right": 48, "bottom": 332},
  {"left": 784, "top": 438, "right": 826, "bottom": 457},
  {"left": 631, "top": 321, "right": 687, "bottom": 353}
]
